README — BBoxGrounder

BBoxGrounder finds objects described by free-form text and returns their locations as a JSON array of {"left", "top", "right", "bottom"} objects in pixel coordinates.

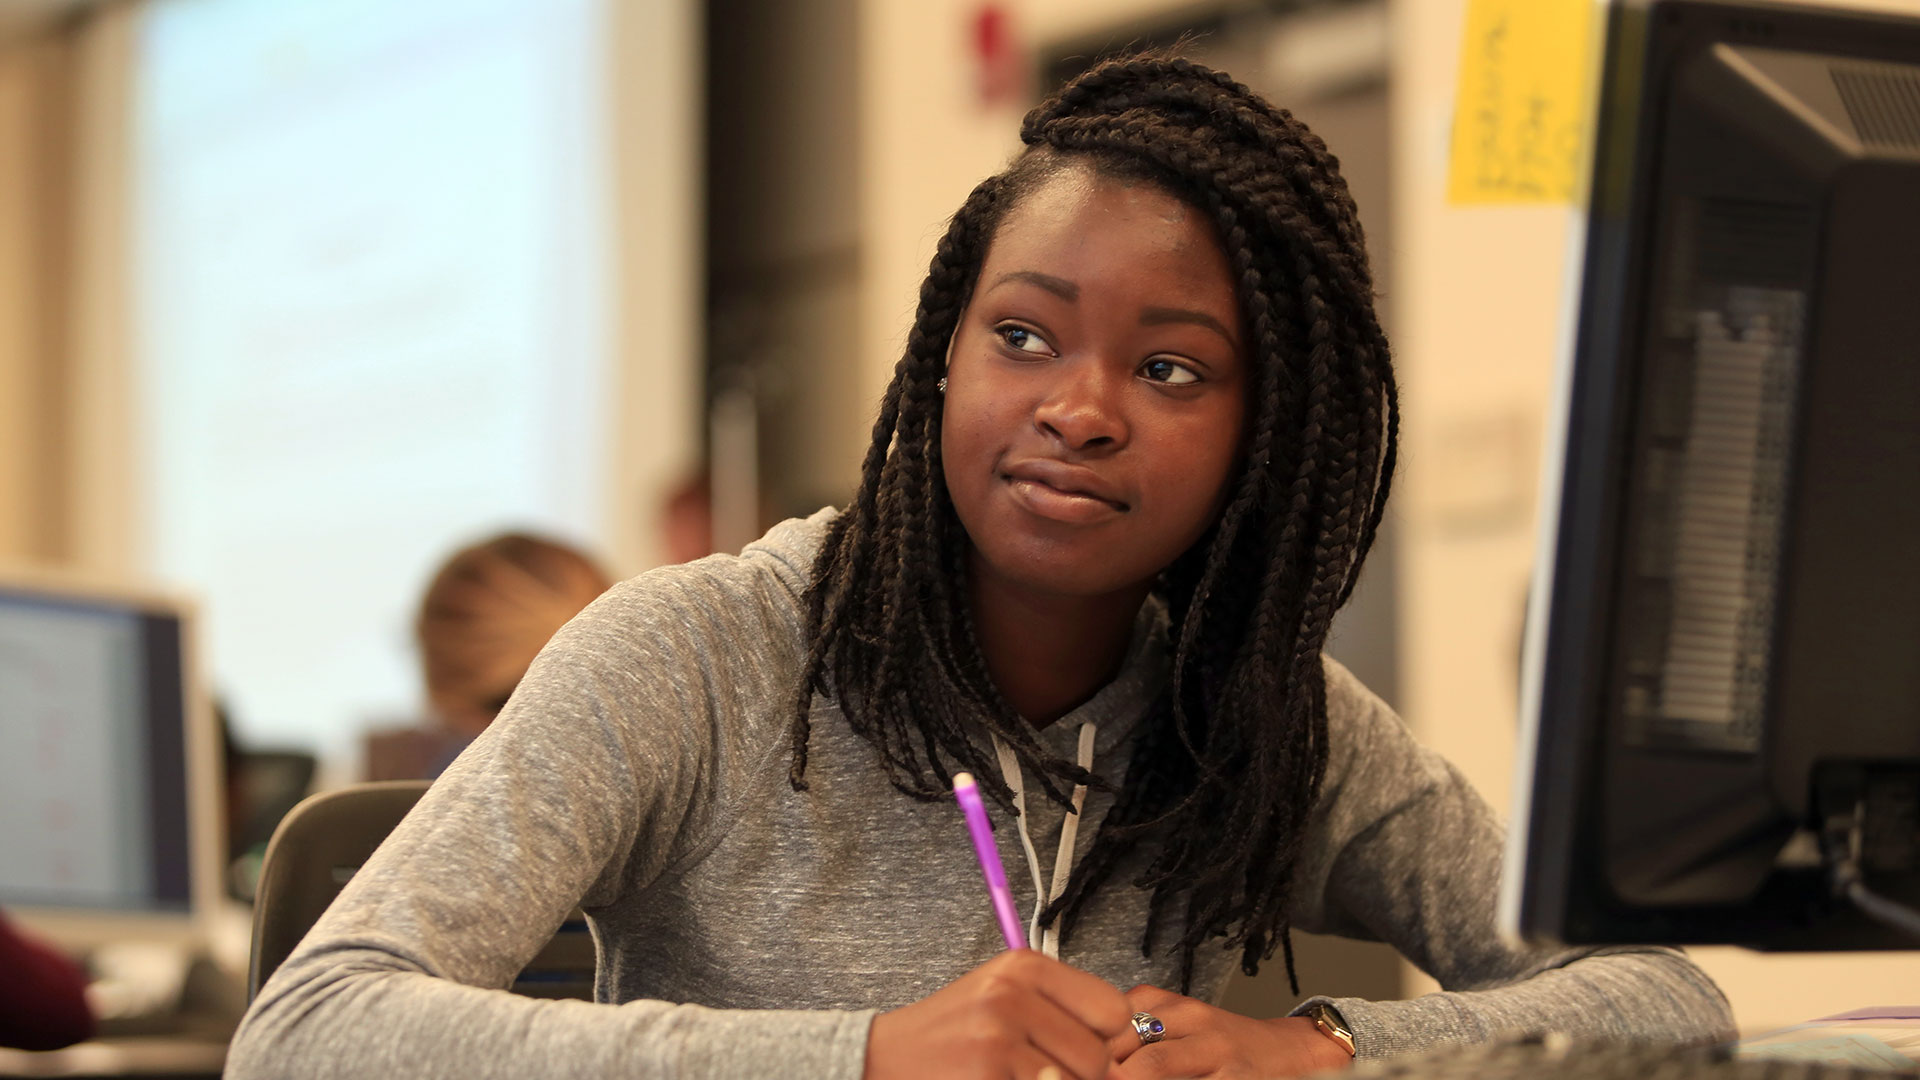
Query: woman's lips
[{"left": 1007, "top": 477, "right": 1124, "bottom": 523}]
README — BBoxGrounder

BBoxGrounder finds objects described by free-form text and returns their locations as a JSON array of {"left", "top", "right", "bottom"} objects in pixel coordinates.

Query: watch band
[{"left": 1305, "top": 1002, "right": 1357, "bottom": 1058}]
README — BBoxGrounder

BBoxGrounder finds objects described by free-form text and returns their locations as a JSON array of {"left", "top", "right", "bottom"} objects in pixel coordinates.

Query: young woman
[{"left": 227, "top": 56, "right": 1733, "bottom": 1080}]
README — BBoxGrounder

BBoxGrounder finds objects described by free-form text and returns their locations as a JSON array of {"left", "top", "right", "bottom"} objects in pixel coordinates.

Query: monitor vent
[
  {"left": 1621, "top": 288, "right": 1804, "bottom": 753},
  {"left": 1656, "top": 305, "right": 1792, "bottom": 741},
  {"left": 1833, "top": 62, "right": 1920, "bottom": 149}
]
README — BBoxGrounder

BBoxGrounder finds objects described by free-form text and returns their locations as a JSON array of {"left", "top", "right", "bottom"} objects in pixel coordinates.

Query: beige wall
[
  {"left": 858, "top": 0, "right": 1019, "bottom": 411},
  {"left": 1388, "top": 0, "right": 1920, "bottom": 1031},
  {"left": 606, "top": 0, "right": 704, "bottom": 573},
  {"left": 0, "top": 1, "right": 143, "bottom": 576},
  {"left": 61, "top": 0, "right": 136, "bottom": 575},
  {"left": 0, "top": 29, "right": 75, "bottom": 565}
]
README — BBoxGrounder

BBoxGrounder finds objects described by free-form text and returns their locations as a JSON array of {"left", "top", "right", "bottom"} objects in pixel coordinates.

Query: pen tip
[{"left": 953, "top": 772, "right": 976, "bottom": 790}]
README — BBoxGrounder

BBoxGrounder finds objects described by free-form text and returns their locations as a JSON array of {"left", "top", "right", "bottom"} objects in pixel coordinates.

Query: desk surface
[{"left": 0, "top": 1038, "right": 225, "bottom": 1079}]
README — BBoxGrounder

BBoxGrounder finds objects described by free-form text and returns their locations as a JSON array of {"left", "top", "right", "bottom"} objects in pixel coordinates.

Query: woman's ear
[{"left": 942, "top": 299, "right": 965, "bottom": 373}]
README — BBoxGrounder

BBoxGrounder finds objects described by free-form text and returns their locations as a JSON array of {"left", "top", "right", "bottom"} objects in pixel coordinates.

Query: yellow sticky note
[{"left": 1448, "top": 0, "right": 1602, "bottom": 205}]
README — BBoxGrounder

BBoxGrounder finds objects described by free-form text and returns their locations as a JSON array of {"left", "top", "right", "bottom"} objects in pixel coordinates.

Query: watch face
[{"left": 1310, "top": 1004, "right": 1356, "bottom": 1055}]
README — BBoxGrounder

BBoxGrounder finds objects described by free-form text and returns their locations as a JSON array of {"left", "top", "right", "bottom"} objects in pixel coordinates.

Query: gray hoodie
[{"left": 226, "top": 510, "right": 1733, "bottom": 1079}]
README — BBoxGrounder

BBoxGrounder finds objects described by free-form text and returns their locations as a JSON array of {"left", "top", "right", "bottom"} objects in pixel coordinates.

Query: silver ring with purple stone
[{"left": 1131, "top": 1011, "right": 1166, "bottom": 1045}]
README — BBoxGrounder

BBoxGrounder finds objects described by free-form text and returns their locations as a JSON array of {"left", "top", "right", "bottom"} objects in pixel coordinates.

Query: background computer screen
[
  {"left": 0, "top": 584, "right": 197, "bottom": 924},
  {"left": 1503, "top": 0, "right": 1920, "bottom": 950}
]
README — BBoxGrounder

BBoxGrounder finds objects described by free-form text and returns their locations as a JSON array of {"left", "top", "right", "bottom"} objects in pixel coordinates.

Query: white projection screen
[{"left": 130, "top": 0, "right": 661, "bottom": 760}]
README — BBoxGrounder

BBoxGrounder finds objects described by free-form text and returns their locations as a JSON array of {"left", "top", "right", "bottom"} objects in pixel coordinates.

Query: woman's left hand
[{"left": 1106, "top": 985, "right": 1354, "bottom": 1079}]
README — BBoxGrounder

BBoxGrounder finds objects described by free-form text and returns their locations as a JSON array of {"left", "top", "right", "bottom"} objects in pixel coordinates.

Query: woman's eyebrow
[
  {"left": 1140, "top": 306, "right": 1238, "bottom": 347},
  {"left": 987, "top": 270, "right": 1079, "bottom": 300}
]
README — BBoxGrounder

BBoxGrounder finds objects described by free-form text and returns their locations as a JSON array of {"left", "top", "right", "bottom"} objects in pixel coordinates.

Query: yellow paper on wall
[{"left": 1448, "top": 0, "right": 1602, "bottom": 205}]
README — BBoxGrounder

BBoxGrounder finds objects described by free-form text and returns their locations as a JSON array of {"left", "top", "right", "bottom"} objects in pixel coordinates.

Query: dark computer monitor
[
  {"left": 1503, "top": 0, "right": 1920, "bottom": 950},
  {"left": 0, "top": 570, "right": 223, "bottom": 950}
]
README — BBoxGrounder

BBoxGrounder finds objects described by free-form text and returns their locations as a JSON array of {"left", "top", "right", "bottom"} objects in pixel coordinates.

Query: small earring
[{"left": 936, "top": 377, "right": 948, "bottom": 393}]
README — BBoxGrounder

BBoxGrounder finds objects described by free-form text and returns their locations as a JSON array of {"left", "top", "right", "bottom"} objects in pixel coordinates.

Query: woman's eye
[
  {"left": 997, "top": 325, "right": 1052, "bottom": 355},
  {"left": 1142, "top": 358, "right": 1200, "bottom": 386}
]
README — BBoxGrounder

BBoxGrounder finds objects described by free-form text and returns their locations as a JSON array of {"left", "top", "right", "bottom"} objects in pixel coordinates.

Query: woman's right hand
[{"left": 863, "top": 948, "right": 1134, "bottom": 1080}]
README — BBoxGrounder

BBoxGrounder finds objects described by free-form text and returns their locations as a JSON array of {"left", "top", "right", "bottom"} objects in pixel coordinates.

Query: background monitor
[
  {"left": 0, "top": 570, "right": 222, "bottom": 952},
  {"left": 1503, "top": 0, "right": 1920, "bottom": 949}
]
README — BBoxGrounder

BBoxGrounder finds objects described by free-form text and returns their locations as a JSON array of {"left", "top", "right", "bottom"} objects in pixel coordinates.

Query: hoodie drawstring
[{"left": 989, "top": 722, "right": 1097, "bottom": 958}]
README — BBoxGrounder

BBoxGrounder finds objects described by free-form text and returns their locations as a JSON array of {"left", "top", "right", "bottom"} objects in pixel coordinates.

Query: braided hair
[{"left": 788, "top": 54, "right": 1398, "bottom": 993}]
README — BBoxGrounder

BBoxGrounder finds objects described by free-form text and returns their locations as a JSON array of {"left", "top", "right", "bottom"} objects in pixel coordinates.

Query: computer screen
[
  {"left": 0, "top": 573, "right": 221, "bottom": 949},
  {"left": 1503, "top": 0, "right": 1920, "bottom": 949}
]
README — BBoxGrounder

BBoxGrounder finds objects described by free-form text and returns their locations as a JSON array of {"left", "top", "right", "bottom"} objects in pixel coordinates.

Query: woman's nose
[{"left": 1033, "top": 361, "right": 1128, "bottom": 451}]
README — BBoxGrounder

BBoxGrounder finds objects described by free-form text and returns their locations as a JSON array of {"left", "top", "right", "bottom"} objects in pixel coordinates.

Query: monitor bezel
[{"left": 0, "top": 565, "right": 223, "bottom": 952}]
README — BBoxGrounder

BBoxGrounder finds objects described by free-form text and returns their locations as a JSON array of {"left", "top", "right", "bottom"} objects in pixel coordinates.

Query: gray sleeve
[
  {"left": 223, "top": 543, "right": 876, "bottom": 1080},
  {"left": 1283, "top": 659, "right": 1736, "bottom": 1060}
]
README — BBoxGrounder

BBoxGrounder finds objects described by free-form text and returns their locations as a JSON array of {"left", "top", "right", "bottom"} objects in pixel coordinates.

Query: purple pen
[{"left": 951, "top": 772, "right": 1027, "bottom": 950}]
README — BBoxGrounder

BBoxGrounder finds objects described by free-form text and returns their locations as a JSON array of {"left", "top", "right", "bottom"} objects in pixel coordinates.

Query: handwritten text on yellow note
[{"left": 1448, "top": 0, "right": 1601, "bottom": 206}]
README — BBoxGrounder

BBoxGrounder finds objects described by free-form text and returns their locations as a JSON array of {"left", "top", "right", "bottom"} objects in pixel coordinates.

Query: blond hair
[{"left": 417, "top": 533, "right": 611, "bottom": 734}]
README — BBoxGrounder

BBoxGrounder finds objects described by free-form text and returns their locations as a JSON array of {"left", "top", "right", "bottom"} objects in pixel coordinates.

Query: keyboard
[{"left": 1327, "top": 1034, "right": 1919, "bottom": 1079}]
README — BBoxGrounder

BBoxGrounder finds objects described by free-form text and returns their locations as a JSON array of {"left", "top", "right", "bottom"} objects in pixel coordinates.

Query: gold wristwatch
[{"left": 1304, "top": 1002, "right": 1356, "bottom": 1058}]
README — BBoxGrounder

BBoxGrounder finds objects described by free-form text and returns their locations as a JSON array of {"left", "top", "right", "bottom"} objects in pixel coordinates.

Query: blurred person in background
[
  {"left": 364, "top": 533, "right": 612, "bottom": 781},
  {"left": 660, "top": 467, "right": 717, "bottom": 565},
  {"left": 0, "top": 910, "right": 94, "bottom": 1051}
]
